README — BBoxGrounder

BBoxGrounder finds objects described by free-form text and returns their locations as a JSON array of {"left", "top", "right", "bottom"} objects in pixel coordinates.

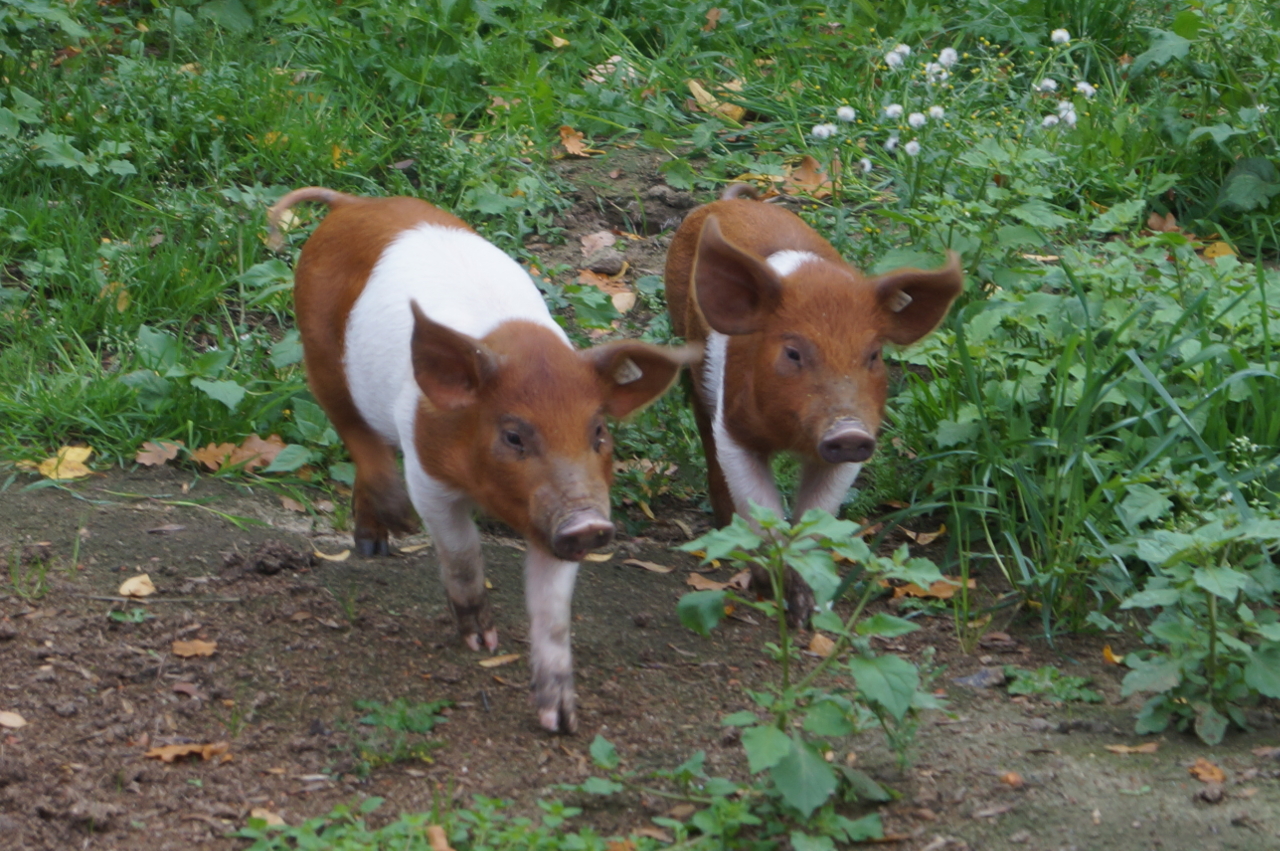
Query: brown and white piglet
[
  {"left": 269, "top": 187, "right": 698, "bottom": 733},
  {"left": 665, "top": 186, "right": 963, "bottom": 621}
]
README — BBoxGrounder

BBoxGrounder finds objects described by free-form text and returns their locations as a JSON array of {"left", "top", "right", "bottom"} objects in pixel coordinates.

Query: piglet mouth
[
  {"left": 818, "top": 418, "right": 877, "bottom": 464},
  {"left": 550, "top": 509, "right": 615, "bottom": 562}
]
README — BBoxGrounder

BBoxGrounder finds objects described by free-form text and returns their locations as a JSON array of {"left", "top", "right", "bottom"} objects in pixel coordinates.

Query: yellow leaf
[
  {"left": 638, "top": 500, "right": 655, "bottom": 520},
  {"left": 583, "top": 552, "right": 612, "bottom": 562},
  {"left": 1104, "top": 742, "right": 1159, "bottom": 755},
  {"left": 1189, "top": 757, "right": 1226, "bottom": 783},
  {"left": 1102, "top": 644, "right": 1123, "bottom": 665},
  {"left": 901, "top": 524, "right": 946, "bottom": 546},
  {"left": 686, "top": 574, "right": 728, "bottom": 591},
  {"left": 313, "top": 548, "right": 351, "bottom": 562},
  {"left": 172, "top": 639, "right": 217, "bottom": 658},
  {"left": 550, "top": 35, "right": 569, "bottom": 48},
  {"left": 399, "top": 543, "right": 431, "bottom": 554},
  {"left": 1203, "top": 241, "right": 1235, "bottom": 259},
  {"left": 37, "top": 445, "right": 93, "bottom": 480},
  {"left": 624, "top": 559, "right": 674, "bottom": 574},
  {"left": 118, "top": 574, "right": 156, "bottom": 598},
  {"left": 808, "top": 634, "right": 836, "bottom": 657},
  {"left": 250, "top": 808, "right": 286, "bottom": 827},
  {"left": 479, "top": 653, "right": 521, "bottom": 668},
  {"left": 686, "top": 79, "right": 745, "bottom": 123}
]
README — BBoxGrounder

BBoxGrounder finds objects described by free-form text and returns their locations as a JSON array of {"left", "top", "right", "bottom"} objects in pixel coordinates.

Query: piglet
[
  {"left": 665, "top": 185, "right": 963, "bottom": 622},
  {"left": 269, "top": 187, "right": 697, "bottom": 732}
]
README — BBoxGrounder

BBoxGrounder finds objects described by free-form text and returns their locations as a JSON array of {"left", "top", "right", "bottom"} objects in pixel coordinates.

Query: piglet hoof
[
  {"left": 450, "top": 597, "right": 496, "bottom": 652},
  {"left": 533, "top": 674, "right": 578, "bottom": 734},
  {"left": 748, "top": 563, "right": 816, "bottom": 630},
  {"left": 354, "top": 535, "right": 391, "bottom": 557}
]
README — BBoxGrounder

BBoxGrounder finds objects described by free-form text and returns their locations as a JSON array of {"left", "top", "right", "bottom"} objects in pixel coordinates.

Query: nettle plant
[
  {"left": 676, "top": 507, "right": 947, "bottom": 816},
  {"left": 1117, "top": 511, "right": 1280, "bottom": 745}
]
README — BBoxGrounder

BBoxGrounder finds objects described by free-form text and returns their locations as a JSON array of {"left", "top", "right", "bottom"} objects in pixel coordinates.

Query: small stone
[
  {"left": 632, "top": 612, "right": 654, "bottom": 628},
  {"left": 1196, "top": 783, "right": 1225, "bottom": 804},
  {"left": 586, "top": 249, "right": 626, "bottom": 276},
  {"left": 953, "top": 667, "right": 1006, "bottom": 689},
  {"left": 51, "top": 701, "right": 79, "bottom": 717}
]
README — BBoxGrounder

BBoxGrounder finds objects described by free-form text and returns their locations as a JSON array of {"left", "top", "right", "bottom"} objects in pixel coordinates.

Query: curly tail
[{"left": 265, "top": 187, "right": 358, "bottom": 251}]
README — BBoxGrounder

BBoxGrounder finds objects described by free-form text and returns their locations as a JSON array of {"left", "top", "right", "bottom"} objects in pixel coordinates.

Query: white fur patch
[
  {"left": 766, "top": 250, "right": 822, "bottom": 278},
  {"left": 343, "top": 222, "right": 571, "bottom": 446}
]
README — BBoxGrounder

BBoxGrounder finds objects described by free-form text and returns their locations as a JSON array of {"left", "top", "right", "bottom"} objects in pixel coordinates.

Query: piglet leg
[
  {"left": 525, "top": 546, "right": 580, "bottom": 734},
  {"left": 413, "top": 478, "right": 497, "bottom": 652}
]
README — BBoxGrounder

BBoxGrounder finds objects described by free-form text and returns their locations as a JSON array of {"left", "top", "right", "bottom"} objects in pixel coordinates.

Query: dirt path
[{"left": 2, "top": 469, "right": 1279, "bottom": 851}]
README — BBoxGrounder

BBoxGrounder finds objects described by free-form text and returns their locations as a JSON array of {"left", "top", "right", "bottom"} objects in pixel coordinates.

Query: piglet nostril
[
  {"left": 551, "top": 511, "right": 615, "bottom": 562},
  {"left": 818, "top": 423, "right": 876, "bottom": 464}
]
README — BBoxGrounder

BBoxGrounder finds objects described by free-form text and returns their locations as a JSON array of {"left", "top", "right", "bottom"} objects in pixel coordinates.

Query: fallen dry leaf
[
  {"left": 550, "top": 35, "right": 569, "bottom": 49},
  {"left": 0, "top": 711, "right": 27, "bottom": 729},
  {"left": 902, "top": 524, "right": 947, "bottom": 546},
  {"left": 479, "top": 653, "right": 521, "bottom": 668},
  {"left": 880, "top": 576, "right": 974, "bottom": 600},
  {"left": 171, "top": 639, "right": 217, "bottom": 658},
  {"left": 173, "top": 682, "right": 209, "bottom": 700},
  {"left": 1202, "top": 241, "right": 1235, "bottom": 259},
  {"left": 250, "top": 808, "right": 285, "bottom": 827},
  {"left": 560, "top": 125, "right": 601, "bottom": 157},
  {"left": 280, "top": 496, "right": 305, "bottom": 512},
  {"left": 144, "top": 741, "right": 229, "bottom": 762},
  {"left": 583, "top": 552, "right": 612, "bottom": 563},
  {"left": 783, "top": 154, "right": 838, "bottom": 199},
  {"left": 808, "top": 633, "right": 836, "bottom": 657},
  {"left": 1147, "top": 211, "right": 1179, "bottom": 233},
  {"left": 635, "top": 826, "right": 673, "bottom": 843},
  {"left": 118, "top": 574, "right": 156, "bottom": 598},
  {"left": 1104, "top": 742, "right": 1159, "bottom": 755},
  {"left": 1252, "top": 746, "right": 1280, "bottom": 759},
  {"left": 427, "top": 824, "right": 455, "bottom": 851},
  {"left": 687, "top": 574, "right": 728, "bottom": 591},
  {"left": 686, "top": 79, "right": 745, "bottom": 122},
  {"left": 230, "top": 433, "right": 286, "bottom": 472},
  {"left": 313, "top": 548, "right": 351, "bottom": 562},
  {"left": 37, "top": 446, "right": 93, "bottom": 480},
  {"left": 999, "top": 771, "right": 1024, "bottom": 788},
  {"left": 135, "top": 440, "right": 182, "bottom": 467},
  {"left": 703, "top": 7, "right": 721, "bottom": 31},
  {"left": 399, "top": 543, "right": 431, "bottom": 554},
  {"left": 1190, "top": 757, "right": 1226, "bottom": 783},
  {"left": 606, "top": 840, "right": 637, "bottom": 851},
  {"left": 1102, "top": 644, "right": 1124, "bottom": 665},
  {"left": 191, "top": 442, "right": 237, "bottom": 471},
  {"left": 624, "top": 559, "right": 674, "bottom": 574},
  {"left": 146, "top": 524, "right": 186, "bottom": 535},
  {"left": 580, "top": 230, "right": 617, "bottom": 257}
]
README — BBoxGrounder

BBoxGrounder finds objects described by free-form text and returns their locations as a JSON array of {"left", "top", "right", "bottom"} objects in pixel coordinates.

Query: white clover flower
[
  {"left": 904, "top": 140, "right": 921, "bottom": 156},
  {"left": 836, "top": 105, "right": 856, "bottom": 122},
  {"left": 1041, "top": 114, "right": 1060, "bottom": 128},
  {"left": 1056, "top": 100, "right": 1074, "bottom": 117},
  {"left": 811, "top": 123, "right": 838, "bottom": 140},
  {"left": 1074, "top": 81, "right": 1096, "bottom": 99},
  {"left": 925, "top": 62, "right": 949, "bottom": 83},
  {"left": 928, "top": 105, "right": 945, "bottom": 119},
  {"left": 884, "top": 103, "right": 904, "bottom": 119},
  {"left": 860, "top": 157, "right": 873, "bottom": 173},
  {"left": 908, "top": 112, "right": 927, "bottom": 128},
  {"left": 893, "top": 44, "right": 911, "bottom": 56},
  {"left": 938, "top": 47, "right": 958, "bottom": 68},
  {"left": 1035, "top": 78, "right": 1058, "bottom": 92},
  {"left": 1061, "top": 108, "right": 1077, "bottom": 127},
  {"left": 1051, "top": 28, "right": 1071, "bottom": 45},
  {"left": 885, "top": 51, "right": 904, "bottom": 69},
  {"left": 885, "top": 134, "right": 899, "bottom": 152}
]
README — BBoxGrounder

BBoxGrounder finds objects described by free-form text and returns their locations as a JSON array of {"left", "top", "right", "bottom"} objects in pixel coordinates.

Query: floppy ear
[
  {"left": 409, "top": 300, "right": 497, "bottom": 410},
  {"left": 582, "top": 342, "right": 702, "bottom": 419},
  {"left": 692, "top": 215, "right": 784, "bottom": 335},
  {"left": 876, "top": 251, "right": 964, "bottom": 345}
]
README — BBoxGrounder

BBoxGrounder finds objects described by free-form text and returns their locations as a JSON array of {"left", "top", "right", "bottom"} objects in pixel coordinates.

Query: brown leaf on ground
[
  {"left": 144, "top": 741, "right": 229, "bottom": 762},
  {"left": 686, "top": 79, "right": 745, "bottom": 122},
  {"left": 560, "top": 125, "right": 602, "bottom": 157},
  {"left": 686, "top": 574, "right": 728, "bottom": 591},
  {"left": 118, "top": 574, "right": 156, "bottom": 597},
  {"left": 37, "top": 446, "right": 93, "bottom": 480},
  {"left": 250, "top": 808, "right": 285, "bottom": 826},
  {"left": 191, "top": 442, "right": 236, "bottom": 471},
  {"left": 635, "top": 827, "right": 672, "bottom": 843},
  {"left": 229, "top": 433, "right": 286, "bottom": 472},
  {"left": 702, "top": 8, "right": 721, "bottom": 31},
  {"left": 1190, "top": 757, "right": 1226, "bottom": 783},
  {"left": 902, "top": 524, "right": 947, "bottom": 546},
  {"left": 999, "top": 771, "right": 1024, "bottom": 788},
  {"left": 580, "top": 230, "right": 617, "bottom": 257},
  {"left": 172, "top": 639, "right": 217, "bottom": 658},
  {"left": 808, "top": 633, "right": 836, "bottom": 657},
  {"left": 880, "top": 576, "right": 974, "bottom": 600},
  {"left": 135, "top": 439, "right": 182, "bottom": 467},
  {"left": 1252, "top": 745, "right": 1280, "bottom": 759},
  {"left": 312, "top": 548, "right": 350, "bottom": 562},
  {"left": 1202, "top": 241, "right": 1235, "bottom": 260},
  {"left": 1147, "top": 211, "right": 1179, "bottom": 233},
  {"left": 427, "top": 824, "right": 455, "bottom": 851},
  {"left": 577, "top": 269, "right": 636, "bottom": 314},
  {"left": 280, "top": 496, "right": 305, "bottom": 512},
  {"left": 624, "top": 559, "right": 674, "bottom": 574},
  {"left": 783, "top": 155, "right": 839, "bottom": 199},
  {"left": 173, "top": 682, "right": 209, "bottom": 700},
  {"left": 146, "top": 524, "right": 186, "bottom": 535},
  {"left": 1104, "top": 742, "right": 1159, "bottom": 755}
]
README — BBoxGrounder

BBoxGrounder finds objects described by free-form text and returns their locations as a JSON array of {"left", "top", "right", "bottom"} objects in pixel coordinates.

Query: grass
[{"left": 2, "top": 0, "right": 1280, "bottom": 840}]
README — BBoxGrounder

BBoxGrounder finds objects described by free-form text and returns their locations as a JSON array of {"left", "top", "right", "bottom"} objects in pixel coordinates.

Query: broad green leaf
[
  {"left": 104, "top": 159, "right": 137, "bottom": 176},
  {"left": 934, "top": 418, "right": 980, "bottom": 447},
  {"left": 1171, "top": 10, "right": 1204, "bottom": 40},
  {"left": 1218, "top": 157, "right": 1280, "bottom": 212},
  {"left": 1133, "top": 530, "right": 1197, "bottom": 568},
  {"left": 1127, "top": 29, "right": 1191, "bottom": 78},
  {"left": 192, "top": 378, "right": 246, "bottom": 412},
  {"left": 1194, "top": 704, "right": 1227, "bottom": 746},
  {"left": 769, "top": 737, "right": 837, "bottom": 818},
  {"left": 1010, "top": 199, "right": 1071, "bottom": 230},
  {"left": 1193, "top": 566, "right": 1250, "bottom": 600},
  {"left": 802, "top": 700, "right": 854, "bottom": 737},
  {"left": 119, "top": 370, "right": 172, "bottom": 411},
  {"left": 835, "top": 812, "right": 884, "bottom": 840},
  {"left": 881, "top": 557, "right": 944, "bottom": 590},
  {"left": 741, "top": 724, "right": 792, "bottom": 773},
  {"left": 270, "top": 331, "right": 304, "bottom": 369},
  {"left": 9, "top": 87, "right": 42, "bottom": 119},
  {"left": 1121, "top": 656, "right": 1182, "bottom": 696},
  {"left": 789, "top": 832, "right": 834, "bottom": 851},
  {"left": 659, "top": 157, "right": 698, "bottom": 190},
  {"left": 581, "top": 776, "right": 623, "bottom": 795},
  {"left": 292, "top": 397, "right": 335, "bottom": 445},
  {"left": 136, "top": 325, "right": 180, "bottom": 371},
  {"left": 328, "top": 462, "right": 356, "bottom": 486},
  {"left": 677, "top": 590, "right": 726, "bottom": 637},
  {"left": 1244, "top": 646, "right": 1280, "bottom": 699},
  {"left": 263, "top": 444, "right": 313, "bottom": 473},
  {"left": 34, "top": 132, "right": 93, "bottom": 173},
  {"left": 0, "top": 108, "right": 18, "bottom": 139},
  {"left": 589, "top": 734, "right": 619, "bottom": 769},
  {"left": 191, "top": 348, "right": 233, "bottom": 378},
  {"left": 720, "top": 710, "right": 759, "bottom": 727},
  {"left": 359, "top": 796, "right": 384, "bottom": 814},
  {"left": 786, "top": 548, "right": 840, "bottom": 607},
  {"left": 1187, "top": 124, "right": 1246, "bottom": 147},
  {"left": 847, "top": 654, "right": 919, "bottom": 720},
  {"left": 199, "top": 0, "right": 254, "bottom": 31},
  {"left": 1134, "top": 695, "right": 1174, "bottom": 734},
  {"left": 794, "top": 509, "right": 858, "bottom": 542},
  {"left": 680, "top": 515, "right": 760, "bottom": 561},
  {"left": 856, "top": 612, "right": 920, "bottom": 638},
  {"left": 1116, "top": 484, "right": 1173, "bottom": 530},
  {"left": 1088, "top": 199, "right": 1146, "bottom": 233}
]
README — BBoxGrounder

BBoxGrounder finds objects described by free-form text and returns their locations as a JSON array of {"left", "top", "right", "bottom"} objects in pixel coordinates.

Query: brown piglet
[
  {"left": 269, "top": 187, "right": 698, "bottom": 733},
  {"left": 665, "top": 186, "right": 963, "bottom": 621}
]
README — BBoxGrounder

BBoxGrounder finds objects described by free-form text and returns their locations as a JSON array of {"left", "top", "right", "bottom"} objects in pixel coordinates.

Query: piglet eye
[
  {"left": 504, "top": 430, "right": 524, "bottom": 451},
  {"left": 593, "top": 423, "right": 608, "bottom": 452},
  {"left": 869, "top": 349, "right": 881, "bottom": 364},
  {"left": 784, "top": 346, "right": 803, "bottom": 365}
]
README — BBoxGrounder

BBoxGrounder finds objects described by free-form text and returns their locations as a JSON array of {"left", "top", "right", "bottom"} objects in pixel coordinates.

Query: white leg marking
[
  {"left": 794, "top": 461, "right": 863, "bottom": 520},
  {"left": 525, "top": 546, "right": 579, "bottom": 731}
]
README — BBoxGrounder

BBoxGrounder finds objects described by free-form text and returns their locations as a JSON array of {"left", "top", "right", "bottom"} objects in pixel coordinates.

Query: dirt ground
[{"left": 3, "top": 153, "right": 1280, "bottom": 851}]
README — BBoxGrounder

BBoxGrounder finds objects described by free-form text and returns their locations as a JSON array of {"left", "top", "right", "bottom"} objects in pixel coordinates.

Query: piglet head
[
  {"left": 409, "top": 302, "right": 697, "bottom": 560},
  {"left": 693, "top": 215, "right": 963, "bottom": 464}
]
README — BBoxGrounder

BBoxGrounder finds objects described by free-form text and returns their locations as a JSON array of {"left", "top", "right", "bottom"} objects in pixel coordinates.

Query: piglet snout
[
  {"left": 551, "top": 510, "right": 614, "bottom": 562},
  {"left": 818, "top": 419, "right": 877, "bottom": 464}
]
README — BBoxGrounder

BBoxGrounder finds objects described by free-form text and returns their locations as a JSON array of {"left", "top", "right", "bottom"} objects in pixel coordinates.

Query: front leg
[
  {"left": 408, "top": 470, "right": 497, "bottom": 652},
  {"left": 711, "top": 424, "right": 785, "bottom": 524},
  {"left": 525, "top": 546, "right": 580, "bottom": 734},
  {"left": 793, "top": 460, "right": 863, "bottom": 520}
]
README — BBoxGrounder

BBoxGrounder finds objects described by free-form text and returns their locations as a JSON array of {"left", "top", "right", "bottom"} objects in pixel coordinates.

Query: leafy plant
[{"left": 1003, "top": 665, "right": 1103, "bottom": 703}]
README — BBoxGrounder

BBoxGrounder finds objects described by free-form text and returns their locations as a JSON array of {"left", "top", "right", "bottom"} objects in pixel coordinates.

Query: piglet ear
[
  {"left": 693, "top": 215, "right": 784, "bottom": 335},
  {"left": 583, "top": 342, "right": 702, "bottom": 419},
  {"left": 875, "top": 251, "right": 964, "bottom": 345},
  {"left": 409, "top": 301, "right": 497, "bottom": 411}
]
